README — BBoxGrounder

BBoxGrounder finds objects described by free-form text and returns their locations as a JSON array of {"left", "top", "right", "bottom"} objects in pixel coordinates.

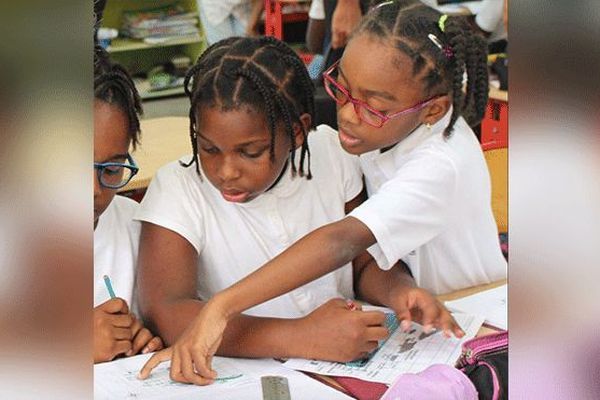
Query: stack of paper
[
  {"left": 94, "top": 353, "right": 353, "bottom": 400},
  {"left": 121, "top": 4, "right": 200, "bottom": 42},
  {"left": 445, "top": 284, "right": 507, "bottom": 330}
]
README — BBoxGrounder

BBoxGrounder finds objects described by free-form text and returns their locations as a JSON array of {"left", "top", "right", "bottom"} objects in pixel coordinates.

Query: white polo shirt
[
  {"left": 475, "top": 0, "right": 507, "bottom": 43},
  {"left": 136, "top": 125, "right": 361, "bottom": 318},
  {"left": 309, "top": 0, "right": 325, "bottom": 20},
  {"left": 94, "top": 195, "right": 141, "bottom": 312},
  {"left": 199, "top": 0, "right": 252, "bottom": 26},
  {"left": 350, "top": 110, "right": 507, "bottom": 295}
]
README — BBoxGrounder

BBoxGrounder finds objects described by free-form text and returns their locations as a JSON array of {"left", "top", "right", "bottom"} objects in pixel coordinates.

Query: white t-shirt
[
  {"left": 199, "top": 0, "right": 252, "bottom": 26},
  {"left": 94, "top": 195, "right": 141, "bottom": 312},
  {"left": 136, "top": 125, "right": 361, "bottom": 318},
  {"left": 475, "top": 0, "right": 507, "bottom": 43},
  {"left": 309, "top": 0, "right": 325, "bottom": 20},
  {"left": 350, "top": 110, "right": 507, "bottom": 295}
]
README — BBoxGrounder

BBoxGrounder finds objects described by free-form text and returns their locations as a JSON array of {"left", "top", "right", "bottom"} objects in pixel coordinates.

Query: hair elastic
[{"left": 438, "top": 14, "right": 448, "bottom": 32}]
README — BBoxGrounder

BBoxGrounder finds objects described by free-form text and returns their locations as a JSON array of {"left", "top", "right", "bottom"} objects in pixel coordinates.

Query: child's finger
[
  {"left": 362, "top": 340, "right": 380, "bottom": 353},
  {"left": 113, "top": 339, "right": 133, "bottom": 358},
  {"left": 439, "top": 313, "right": 465, "bottom": 338},
  {"left": 169, "top": 348, "right": 184, "bottom": 383},
  {"left": 142, "top": 336, "right": 164, "bottom": 354},
  {"left": 130, "top": 327, "right": 153, "bottom": 356},
  {"left": 100, "top": 297, "right": 129, "bottom": 314},
  {"left": 138, "top": 348, "right": 173, "bottom": 380},
  {"left": 365, "top": 326, "right": 390, "bottom": 342},
  {"left": 359, "top": 310, "right": 386, "bottom": 326},
  {"left": 110, "top": 313, "right": 134, "bottom": 328},
  {"left": 416, "top": 299, "right": 442, "bottom": 330},
  {"left": 453, "top": 325, "right": 466, "bottom": 338},
  {"left": 182, "top": 350, "right": 213, "bottom": 386},
  {"left": 392, "top": 303, "right": 413, "bottom": 332},
  {"left": 190, "top": 349, "right": 217, "bottom": 381},
  {"left": 129, "top": 316, "right": 143, "bottom": 337},
  {"left": 112, "top": 327, "right": 133, "bottom": 341}
]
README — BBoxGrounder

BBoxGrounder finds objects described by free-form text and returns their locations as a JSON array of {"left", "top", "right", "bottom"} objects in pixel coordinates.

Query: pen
[{"left": 103, "top": 275, "right": 116, "bottom": 299}]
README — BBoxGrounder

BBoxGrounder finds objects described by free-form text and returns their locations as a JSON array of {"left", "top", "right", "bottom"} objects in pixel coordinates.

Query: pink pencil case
[{"left": 456, "top": 330, "right": 508, "bottom": 400}]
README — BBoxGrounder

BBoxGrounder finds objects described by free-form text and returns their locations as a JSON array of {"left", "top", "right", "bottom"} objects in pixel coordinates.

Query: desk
[{"left": 120, "top": 117, "right": 191, "bottom": 193}]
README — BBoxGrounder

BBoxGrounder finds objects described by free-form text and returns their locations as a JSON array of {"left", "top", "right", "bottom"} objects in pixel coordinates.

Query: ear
[
  {"left": 420, "top": 95, "right": 451, "bottom": 126},
  {"left": 291, "top": 113, "right": 312, "bottom": 150}
]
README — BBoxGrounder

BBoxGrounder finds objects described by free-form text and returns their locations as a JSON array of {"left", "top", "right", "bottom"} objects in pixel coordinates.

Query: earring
[{"left": 426, "top": 123, "right": 432, "bottom": 130}]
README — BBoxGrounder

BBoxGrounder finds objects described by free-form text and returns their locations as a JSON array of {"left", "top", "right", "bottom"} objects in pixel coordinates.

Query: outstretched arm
[
  {"left": 137, "top": 221, "right": 384, "bottom": 363},
  {"left": 213, "top": 215, "right": 375, "bottom": 319}
]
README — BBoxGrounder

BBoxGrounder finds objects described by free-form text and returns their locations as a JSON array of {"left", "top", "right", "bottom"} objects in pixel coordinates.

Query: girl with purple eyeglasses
[{"left": 140, "top": 0, "right": 506, "bottom": 384}]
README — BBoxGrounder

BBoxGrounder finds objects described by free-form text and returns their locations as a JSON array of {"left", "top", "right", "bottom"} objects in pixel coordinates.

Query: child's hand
[
  {"left": 389, "top": 287, "right": 465, "bottom": 338},
  {"left": 93, "top": 298, "right": 134, "bottom": 363},
  {"left": 127, "top": 316, "right": 164, "bottom": 356},
  {"left": 300, "top": 298, "right": 389, "bottom": 362},
  {"left": 138, "top": 299, "right": 228, "bottom": 385}
]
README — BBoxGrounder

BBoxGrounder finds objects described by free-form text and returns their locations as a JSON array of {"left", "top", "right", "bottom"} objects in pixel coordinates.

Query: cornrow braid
[
  {"left": 181, "top": 36, "right": 315, "bottom": 179},
  {"left": 94, "top": 45, "right": 143, "bottom": 148},
  {"left": 362, "top": 0, "right": 489, "bottom": 137}
]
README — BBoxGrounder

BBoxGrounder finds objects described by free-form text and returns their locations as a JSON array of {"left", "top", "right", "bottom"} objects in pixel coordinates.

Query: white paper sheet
[
  {"left": 283, "top": 313, "right": 484, "bottom": 385},
  {"left": 94, "top": 353, "right": 353, "bottom": 400},
  {"left": 445, "top": 284, "right": 507, "bottom": 330}
]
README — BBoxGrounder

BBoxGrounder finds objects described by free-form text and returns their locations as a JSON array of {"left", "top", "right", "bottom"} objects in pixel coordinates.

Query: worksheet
[
  {"left": 283, "top": 313, "right": 484, "bottom": 385},
  {"left": 95, "top": 353, "right": 353, "bottom": 400},
  {"left": 445, "top": 284, "right": 507, "bottom": 330}
]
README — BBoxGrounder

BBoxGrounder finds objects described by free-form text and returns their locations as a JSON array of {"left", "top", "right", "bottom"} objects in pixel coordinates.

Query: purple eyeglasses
[{"left": 323, "top": 60, "right": 441, "bottom": 128}]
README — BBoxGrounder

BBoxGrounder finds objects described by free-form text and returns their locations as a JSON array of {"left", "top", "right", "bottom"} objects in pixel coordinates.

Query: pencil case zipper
[{"left": 456, "top": 331, "right": 508, "bottom": 366}]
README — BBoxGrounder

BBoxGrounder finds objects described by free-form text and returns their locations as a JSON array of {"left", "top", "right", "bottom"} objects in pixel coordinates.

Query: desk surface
[{"left": 121, "top": 117, "right": 191, "bottom": 192}]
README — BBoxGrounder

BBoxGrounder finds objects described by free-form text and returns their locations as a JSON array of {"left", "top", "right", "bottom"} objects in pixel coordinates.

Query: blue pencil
[{"left": 103, "top": 275, "right": 116, "bottom": 299}]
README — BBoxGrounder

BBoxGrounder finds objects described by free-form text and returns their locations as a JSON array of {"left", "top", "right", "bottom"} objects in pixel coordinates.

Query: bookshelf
[{"left": 101, "top": 0, "right": 206, "bottom": 100}]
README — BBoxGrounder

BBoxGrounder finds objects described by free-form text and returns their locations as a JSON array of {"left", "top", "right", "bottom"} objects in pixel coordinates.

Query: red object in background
[
  {"left": 481, "top": 99, "right": 508, "bottom": 151},
  {"left": 264, "top": 1, "right": 313, "bottom": 66},
  {"left": 265, "top": 0, "right": 284, "bottom": 39}
]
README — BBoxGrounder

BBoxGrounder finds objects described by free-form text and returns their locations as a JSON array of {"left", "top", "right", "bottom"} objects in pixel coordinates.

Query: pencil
[{"left": 103, "top": 275, "right": 116, "bottom": 299}]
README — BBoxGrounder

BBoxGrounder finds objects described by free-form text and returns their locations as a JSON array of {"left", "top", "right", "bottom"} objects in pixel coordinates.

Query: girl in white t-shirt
[
  {"left": 140, "top": 1, "right": 508, "bottom": 383},
  {"left": 136, "top": 35, "right": 461, "bottom": 384},
  {"left": 93, "top": 46, "right": 163, "bottom": 363}
]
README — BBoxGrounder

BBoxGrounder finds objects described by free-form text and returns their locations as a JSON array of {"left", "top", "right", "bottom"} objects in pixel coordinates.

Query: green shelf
[
  {"left": 102, "top": 0, "right": 206, "bottom": 101},
  {"left": 140, "top": 86, "right": 186, "bottom": 100},
  {"left": 108, "top": 35, "right": 203, "bottom": 53}
]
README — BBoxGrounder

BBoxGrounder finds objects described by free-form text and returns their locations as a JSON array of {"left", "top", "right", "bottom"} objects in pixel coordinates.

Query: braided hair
[
  {"left": 94, "top": 45, "right": 142, "bottom": 148},
  {"left": 181, "top": 36, "right": 315, "bottom": 179},
  {"left": 360, "top": 0, "right": 488, "bottom": 137}
]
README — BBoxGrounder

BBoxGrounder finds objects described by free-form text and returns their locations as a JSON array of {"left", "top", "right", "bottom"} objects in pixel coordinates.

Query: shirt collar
[{"left": 361, "top": 107, "right": 453, "bottom": 162}]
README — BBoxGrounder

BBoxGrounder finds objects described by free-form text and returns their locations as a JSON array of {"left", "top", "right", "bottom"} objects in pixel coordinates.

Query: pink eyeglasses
[{"left": 323, "top": 60, "right": 441, "bottom": 128}]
